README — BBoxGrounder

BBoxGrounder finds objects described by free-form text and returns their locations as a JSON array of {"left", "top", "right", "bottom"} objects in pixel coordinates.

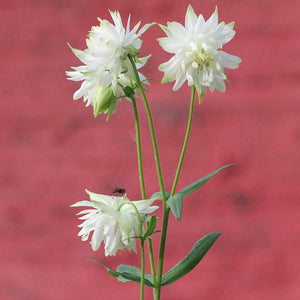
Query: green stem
[
  {"left": 117, "top": 200, "right": 145, "bottom": 299},
  {"left": 128, "top": 55, "right": 167, "bottom": 204},
  {"left": 140, "top": 240, "right": 145, "bottom": 300},
  {"left": 130, "top": 96, "right": 146, "bottom": 200},
  {"left": 154, "top": 206, "right": 170, "bottom": 300},
  {"left": 131, "top": 95, "right": 156, "bottom": 289},
  {"left": 156, "top": 86, "right": 196, "bottom": 300},
  {"left": 170, "top": 86, "right": 196, "bottom": 195},
  {"left": 128, "top": 54, "right": 168, "bottom": 299},
  {"left": 146, "top": 223, "right": 157, "bottom": 287}
]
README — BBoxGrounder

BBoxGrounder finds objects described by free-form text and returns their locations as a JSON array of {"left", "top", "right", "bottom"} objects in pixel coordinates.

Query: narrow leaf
[
  {"left": 89, "top": 260, "right": 154, "bottom": 287},
  {"left": 178, "top": 164, "right": 233, "bottom": 197},
  {"left": 87, "top": 259, "right": 120, "bottom": 277},
  {"left": 116, "top": 264, "right": 154, "bottom": 287},
  {"left": 151, "top": 191, "right": 171, "bottom": 201},
  {"left": 167, "top": 193, "right": 183, "bottom": 221},
  {"left": 161, "top": 232, "right": 221, "bottom": 286}
]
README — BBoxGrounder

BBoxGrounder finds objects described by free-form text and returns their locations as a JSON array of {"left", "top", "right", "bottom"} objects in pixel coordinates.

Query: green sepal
[
  {"left": 116, "top": 264, "right": 154, "bottom": 287},
  {"left": 140, "top": 214, "right": 147, "bottom": 225},
  {"left": 144, "top": 215, "right": 157, "bottom": 238},
  {"left": 88, "top": 260, "right": 154, "bottom": 287},
  {"left": 123, "top": 86, "right": 135, "bottom": 98},
  {"left": 198, "top": 89, "right": 206, "bottom": 104},
  {"left": 161, "top": 232, "right": 221, "bottom": 286},
  {"left": 167, "top": 164, "right": 233, "bottom": 221}
]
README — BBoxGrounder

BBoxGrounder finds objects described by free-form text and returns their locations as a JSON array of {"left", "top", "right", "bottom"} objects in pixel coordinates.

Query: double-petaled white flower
[
  {"left": 66, "top": 10, "right": 154, "bottom": 119},
  {"left": 158, "top": 5, "right": 241, "bottom": 101},
  {"left": 71, "top": 190, "right": 159, "bottom": 256}
]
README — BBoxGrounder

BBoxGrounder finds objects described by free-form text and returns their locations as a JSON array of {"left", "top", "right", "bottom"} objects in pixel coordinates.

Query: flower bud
[{"left": 93, "top": 86, "right": 116, "bottom": 118}]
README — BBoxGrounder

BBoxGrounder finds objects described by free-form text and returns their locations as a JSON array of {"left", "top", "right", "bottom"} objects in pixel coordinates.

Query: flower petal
[{"left": 185, "top": 5, "right": 197, "bottom": 31}]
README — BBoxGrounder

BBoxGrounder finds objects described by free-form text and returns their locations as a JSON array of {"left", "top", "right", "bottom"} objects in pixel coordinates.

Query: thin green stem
[
  {"left": 131, "top": 95, "right": 157, "bottom": 289},
  {"left": 170, "top": 86, "right": 196, "bottom": 196},
  {"left": 154, "top": 206, "right": 169, "bottom": 300},
  {"left": 117, "top": 200, "right": 145, "bottom": 299},
  {"left": 140, "top": 240, "right": 145, "bottom": 300},
  {"left": 155, "top": 86, "right": 196, "bottom": 299},
  {"left": 130, "top": 96, "right": 146, "bottom": 200},
  {"left": 128, "top": 55, "right": 167, "bottom": 204},
  {"left": 146, "top": 223, "right": 157, "bottom": 286},
  {"left": 128, "top": 54, "right": 168, "bottom": 300},
  {"left": 155, "top": 86, "right": 196, "bottom": 300}
]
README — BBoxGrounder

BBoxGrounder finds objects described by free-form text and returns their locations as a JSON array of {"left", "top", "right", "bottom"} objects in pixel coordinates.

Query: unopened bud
[{"left": 93, "top": 86, "right": 115, "bottom": 118}]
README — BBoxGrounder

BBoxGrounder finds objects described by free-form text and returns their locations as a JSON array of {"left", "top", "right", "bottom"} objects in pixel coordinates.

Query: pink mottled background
[{"left": 1, "top": 0, "right": 299, "bottom": 299}]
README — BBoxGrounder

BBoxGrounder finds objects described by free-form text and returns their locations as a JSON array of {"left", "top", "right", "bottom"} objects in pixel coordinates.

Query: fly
[{"left": 112, "top": 187, "right": 126, "bottom": 195}]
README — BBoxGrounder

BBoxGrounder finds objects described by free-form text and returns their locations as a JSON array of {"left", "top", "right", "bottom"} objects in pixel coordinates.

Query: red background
[{"left": 1, "top": 0, "right": 299, "bottom": 299}]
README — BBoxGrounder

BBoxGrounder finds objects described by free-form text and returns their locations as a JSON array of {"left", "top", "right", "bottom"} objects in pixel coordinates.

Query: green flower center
[{"left": 192, "top": 49, "right": 215, "bottom": 71}]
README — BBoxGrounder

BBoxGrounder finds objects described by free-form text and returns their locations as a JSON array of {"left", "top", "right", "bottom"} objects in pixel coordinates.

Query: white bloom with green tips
[
  {"left": 71, "top": 190, "right": 158, "bottom": 256},
  {"left": 66, "top": 10, "right": 154, "bottom": 118},
  {"left": 158, "top": 5, "right": 241, "bottom": 100}
]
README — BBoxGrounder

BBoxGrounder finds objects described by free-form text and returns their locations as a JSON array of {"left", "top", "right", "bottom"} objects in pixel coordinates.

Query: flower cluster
[
  {"left": 71, "top": 190, "right": 158, "bottom": 256},
  {"left": 66, "top": 10, "right": 154, "bottom": 119},
  {"left": 158, "top": 6, "right": 241, "bottom": 100}
]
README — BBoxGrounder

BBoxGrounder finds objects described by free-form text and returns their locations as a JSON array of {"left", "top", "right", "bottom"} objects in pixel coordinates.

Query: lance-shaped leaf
[
  {"left": 88, "top": 260, "right": 121, "bottom": 277},
  {"left": 116, "top": 264, "right": 154, "bottom": 287},
  {"left": 167, "top": 164, "right": 233, "bottom": 221},
  {"left": 178, "top": 164, "right": 233, "bottom": 197},
  {"left": 161, "top": 232, "right": 221, "bottom": 286},
  {"left": 89, "top": 260, "right": 154, "bottom": 287}
]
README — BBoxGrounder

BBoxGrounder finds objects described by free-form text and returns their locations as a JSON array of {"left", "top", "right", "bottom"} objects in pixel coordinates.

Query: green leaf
[
  {"left": 151, "top": 191, "right": 171, "bottom": 201},
  {"left": 116, "top": 264, "right": 154, "bottom": 287},
  {"left": 161, "top": 232, "right": 221, "bottom": 286},
  {"left": 87, "top": 260, "right": 120, "bottom": 277},
  {"left": 178, "top": 164, "right": 233, "bottom": 197},
  {"left": 167, "top": 164, "right": 233, "bottom": 221},
  {"left": 88, "top": 260, "right": 154, "bottom": 287},
  {"left": 167, "top": 193, "right": 183, "bottom": 221}
]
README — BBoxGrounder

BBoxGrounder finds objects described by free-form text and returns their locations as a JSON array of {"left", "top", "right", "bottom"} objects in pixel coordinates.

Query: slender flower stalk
[
  {"left": 130, "top": 96, "right": 146, "bottom": 200},
  {"left": 117, "top": 200, "right": 146, "bottom": 300},
  {"left": 145, "top": 222, "right": 157, "bottom": 287},
  {"left": 127, "top": 55, "right": 167, "bottom": 205},
  {"left": 128, "top": 54, "right": 168, "bottom": 299},
  {"left": 171, "top": 86, "right": 196, "bottom": 195},
  {"left": 155, "top": 87, "right": 196, "bottom": 300},
  {"left": 140, "top": 239, "right": 146, "bottom": 300},
  {"left": 154, "top": 207, "right": 170, "bottom": 300},
  {"left": 129, "top": 56, "right": 196, "bottom": 300},
  {"left": 153, "top": 87, "right": 197, "bottom": 300},
  {"left": 130, "top": 94, "right": 157, "bottom": 290}
]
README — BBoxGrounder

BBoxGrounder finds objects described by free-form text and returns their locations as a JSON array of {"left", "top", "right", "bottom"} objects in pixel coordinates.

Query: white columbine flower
[
  {"left": 158, "top": 5, "right": 241, "bottom": 101},
  {"left": 71, "top": 190, "right": 159, "bottom": 256},
  {"left": 66, "top": 10, "right": 154, "bottom": 119}
]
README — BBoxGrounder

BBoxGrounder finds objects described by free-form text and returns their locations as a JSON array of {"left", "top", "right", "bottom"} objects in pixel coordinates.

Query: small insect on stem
[{"left": 112, "top": 187, "right": 126, "bottom": 196}]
